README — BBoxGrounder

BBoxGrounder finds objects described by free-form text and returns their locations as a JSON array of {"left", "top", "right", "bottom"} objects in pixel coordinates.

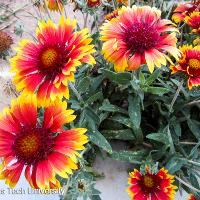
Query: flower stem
[
  {"left": 169, "top": 80, "right": 184, "bottom": 113},
  {"left": 83, "top": 13, "right": 89, "bottom": 28},
  {"left": 68, "top": 82, "right": 82, "bottom": 101},
  {"left": 175, "top": 175, "right": 200, "bottom": 193}
]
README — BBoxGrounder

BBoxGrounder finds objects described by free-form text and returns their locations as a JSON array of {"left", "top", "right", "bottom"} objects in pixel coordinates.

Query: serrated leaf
[
  {"left": 128, "top": 95, "right": 141, "bottom": 129},
  {"left": 146, "top": 87, "right": 170, "bottom": 95},
  {"left": 88, "top": 130, "right": 112, "bottom": 153},
  {"left": 110, "top": 150, "right": 147, "bottom": 164},
  {"left": 101, "top": 129, "right": 135, "bottom": 140},
  {"left": 100, "top": 68, "right": 131, "bottom": 85},
  {"left": 165, "top": 156, "right": 187, "bottom": 174}
]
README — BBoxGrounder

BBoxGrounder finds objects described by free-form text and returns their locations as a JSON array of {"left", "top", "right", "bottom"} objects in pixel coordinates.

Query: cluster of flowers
[{"left": 0, "top": 0, "right": 199, "bottom": 199}]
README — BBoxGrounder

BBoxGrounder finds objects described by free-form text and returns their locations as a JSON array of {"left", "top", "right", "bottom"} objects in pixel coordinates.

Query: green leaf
[
  {"left": 85, "top": 107, "right": 100, "bottom": 126},
  {"left": 187, "top": 119, "right": 200, "bottom": 139},
  {"left": 99, "top": 99, "right": 128, "bottom": 114},
  {"left": 146, "top": 133, "right": 168, "bottom": 144},
  {"left": 189, "top": 172, "right": 200, "bottom": 190},
  {"left": 85, "top": 92, "right": 103, "bottom": 105},
  {"left": 91, "top": 195, "right": 101, "bottom": 200},
  {"left": 167, "top": 126, "right": 175, "bottom": 154},
  {"left": 109, "top": 115, "right": 132, "bottom": 128},
  {"left": 100, "top": 68, "right": 131, "bottom": 85},
  {"left": 128, "top": 95, "right": 141, "bottom": 129},
  {"left": 139, "top": 71, "right": 145, "bottom": 85},
  {"left": 90, "top": 75, "right": 104, "bottom": 91},
  {"left": 130, "top": 80, "right": 140, "bottom": 91},
  {"left": 77, "top": 77, "right": 90, "bottom": 93},
  {"left": 110, "top": 150, "right": 147, "bottom": 164},
  {"left": 101, "top": 129, "right": 135, "bottom": 140},
  {"left": 88, "top": 130, "right": 112, "bottom": 153},
  {"left": 171, "top": 121, "right": 182, "bottom": 137},
  {"left": 146, "top": 87, "right": 170, "bottom": 95},
  {"left": 165, "top": 156, "right": 187, "bottom": 174},
  {"left": 145, "top": 69, "right": 160, "bottom": 85}
]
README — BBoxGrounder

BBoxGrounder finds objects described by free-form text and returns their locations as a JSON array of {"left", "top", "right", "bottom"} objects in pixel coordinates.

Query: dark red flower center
[
  {"left": 187, "top": 58, "right": 200, "bottom": 76},
  {"left": 12, "top": 127, "right": 55, "bottom": 165},
  {"left": 139, "top": 174, "right": 161, "bottom": 194},
  {"left": 143, "top": 175, "right": 155, "bottom": 188},
  {"left": 38, "top": 45, "right": 69, "bottom": 79},
  {"left": 41, "top": 48, "right": 58, "bottom": 68},
  {"left": 123, "top": 22, "right": 160, "bottom": 54}
]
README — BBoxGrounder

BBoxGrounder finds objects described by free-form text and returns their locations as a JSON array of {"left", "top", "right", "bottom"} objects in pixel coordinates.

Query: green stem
[
  {"left": 175, "top": 175, "right": 200, "bottom": 193},
  {"left": 169, "top": 80, "right": 184, "bottom": 113},
  {"left": 68, "top": 82, "right": 82, "bottom": 101},
  {"left": 83, "top": 13, "right": 89, "bottom": 28}
]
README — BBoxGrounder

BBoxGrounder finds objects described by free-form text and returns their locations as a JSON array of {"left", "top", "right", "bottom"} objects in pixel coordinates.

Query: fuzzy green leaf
[
  {"left": 187, "top": 119, "right": 200, "bottom": 139},
  {"left": 128, "top": 95, "right": 141, "bottom": 129},
  {"left": 100, "top": 68, "right": 131, "bottom": 85},
  {"left": 146, "top": 133, "right": 168, "bottom": 144},
  {"left": 145, "top": 69, "right": 160, "bottom": 85},
  {"left": 88, "top": 130, "right": 112, "bottom": 153},
  {"left": 165, "top": 156, "right": 187, "bottom": 174},
  {"left": 102, "top": 129, "right": 135, "bottom": 140},
  {"left": 109, "top": 115, "right": 132, "bottom": 128},
  {"left": 99, "top": 99, "right": 128, "bottom": 114},
  {"left": 110, "top": 150, "right": 147, "bottom": 164},
  {"left": 146, "top": 87, "right": 170, "bottom": 95},
  {"left": 77, "top": 77, "right": 91, "bottom": 93},
  {"left": 85, "top": 92, "right": 103, "bottom": 105}
]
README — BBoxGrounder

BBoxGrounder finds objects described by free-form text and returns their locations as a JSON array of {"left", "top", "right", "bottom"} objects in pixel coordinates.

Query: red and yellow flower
[
  {"left": 104, "top": 9, "right": 120, "bottom": 21},
  {"left": 10, "top": 16, "right": 95, "bottom": 106},
  {"left": 172, "top": 1, "right": 200, "bottom": 23},
  {"left": 171, "top": 45, "right": 200, "bottom": 90},
  {"left": 0, "top": 94, "right": 88, "bottom": 189},
  {"left": 185, "top": 11, "right": 200, "bottom": 33},
  {"left": 87, "top": 0, "right": 101, "bottom": 7},
  {"left": 187, "top": 194, "right": 197, "bottom": 200},
  {"left": 100, "top": 6, "right": 180, "bottom": 73},
  {"left": 193, "top": 37, "right": 200, "bottom": 45},
  {"left": 127, "top": 167, "right": 177, "bottom": 200},
  {"left": 45, "top": 0, "right": 63, "bottom": 12}
]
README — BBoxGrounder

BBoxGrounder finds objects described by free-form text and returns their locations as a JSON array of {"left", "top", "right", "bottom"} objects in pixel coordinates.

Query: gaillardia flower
[
  {"left": 104, "top": 9, "right": 119, "bottom": 21},
  {"left": 171, "top": 45, "right": 200, "bottom": 90},
  {"left": 0, "top": 31, "right": 13, "bottom": 53},
  {"left": 0, "top": 95, "right": 88, "bottom": 188},
  {"left": 187, "top": 194, "right": 197, "bottom": 200},
  {"left": 127, "top": 167, "right": 177, "bottom": 200},
  {"left": 87, "top": 0, "right": 101, "bottom": 8},
  {"left": 172, "top": 1, "right": 200, "bottom": 23},
  {"left": 193, "top": 37, "right": 200, "bottom": 45},
  {"left": 100, "top": 6, "right": 180, "bottom": 73},
  {"left": 10, "top": 16, "right": 95, "bottom": 106},
  {"left": 185, "top": 11, "right": 200, "bottom": 33},
  {"left": 46, "top": 0, "right": 63, "bottom": 12}
]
